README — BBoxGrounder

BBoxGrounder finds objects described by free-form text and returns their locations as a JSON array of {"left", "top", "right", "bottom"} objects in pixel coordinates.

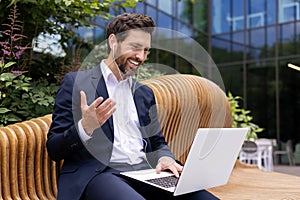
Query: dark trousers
[{"left": 82, "top": 167, "right": 219, "bottom": 200}]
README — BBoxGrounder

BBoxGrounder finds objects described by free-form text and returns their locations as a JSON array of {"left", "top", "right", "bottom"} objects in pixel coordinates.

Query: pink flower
[
  {"left": 11, "top": 70, "right": 27, "bottom": 75},
  {"left": 15, "top": 51, "right": 23, "bottom": 58},
  {"left": 14, "top": 45, "right": 22, "bottom": 49},
  {"left": 2, "top": 49, "right": 11, "bottom": 56}
]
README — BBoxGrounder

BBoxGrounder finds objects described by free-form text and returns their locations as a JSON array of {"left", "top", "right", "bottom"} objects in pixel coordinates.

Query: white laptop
[{"left": 121, "top": 128, "right": 248, "bottom": 196}]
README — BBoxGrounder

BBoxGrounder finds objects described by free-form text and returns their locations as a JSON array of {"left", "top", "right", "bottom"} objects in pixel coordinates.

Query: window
[
  {"left": 279, "top": 23, "right": 297, "bottom": 56},
  {"left": 212, "top": 0, "right": 231, "bottom": 33},
  {"left": 158, "top": 12, "right": 172, "bottom": 29},
  {"left": 211, "top": 34, "right": 232, "bottom": 63},
  {"left": 279, "top": 0, "right": 300, "bottom": 23},
  {"left": 146, "top": 5, "right": 157, "bottom": 24},
  {"left": 266, "top": 26, "right": 276, "bottom": 57},
  {"left": 247, "top": 28, "right": 265, "bottom": 59},
  {"left": 158, "top": 0, "right": 172, "bottom": 15},
  {"left": 247, "top": 0, "right": 266, "bottom": 28},
  {"left": 247, "top": 62, "right": 276, "bottom": 139},
  {"left": 219, "top": 64, "right": 243, "bottom": 95}
]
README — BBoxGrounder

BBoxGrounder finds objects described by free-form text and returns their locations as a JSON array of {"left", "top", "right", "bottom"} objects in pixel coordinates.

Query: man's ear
[{"left": 108, "top": 34, "right": 117, "bottom": 50}]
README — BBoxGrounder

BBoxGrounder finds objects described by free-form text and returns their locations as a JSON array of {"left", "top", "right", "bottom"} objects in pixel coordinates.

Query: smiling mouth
[{"left": 128, "top": 58, "right": 140, "bottom": 67}]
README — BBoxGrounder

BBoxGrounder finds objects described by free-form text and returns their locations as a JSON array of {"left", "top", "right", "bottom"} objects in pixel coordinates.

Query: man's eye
[{"left": 133, "top": 47, "right": 141, "bottom": 51}]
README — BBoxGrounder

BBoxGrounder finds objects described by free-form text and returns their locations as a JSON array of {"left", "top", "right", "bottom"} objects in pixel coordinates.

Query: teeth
[{"left": 129, "top": 59, "right": 139, "bottom": 66}]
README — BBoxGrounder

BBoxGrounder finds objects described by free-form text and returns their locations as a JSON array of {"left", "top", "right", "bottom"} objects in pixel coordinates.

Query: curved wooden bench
[
  {"left": 8, "top": 125, "right": 30, "bottom": 200},
  {"left": 0, "top": 129, "right": 11, "bottom": 200},
  {"left": 2, "top": 127, "right": 21, "bottom": 200},
  {"left": 0, "top": 74, "right": 299, "bottom": 200},
  {"left": 141, "top": 74, "right": 232, "bottom": 163},
  {"left": 16, "top": 122, "right": 39, "bottom": 200}
]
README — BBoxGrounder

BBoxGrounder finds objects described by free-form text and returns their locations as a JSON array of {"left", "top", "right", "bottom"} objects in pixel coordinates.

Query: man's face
[{"left": 113, "top": 29, "right": 151, "bottom": 78}]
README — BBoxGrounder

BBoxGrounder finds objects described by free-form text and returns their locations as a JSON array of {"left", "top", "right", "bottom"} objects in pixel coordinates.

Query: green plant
[
  {"left": 0, "top": 0, "right": 141, "bottom": 61},
  {"left": 0, "top": 61, "right": 57, "bottom": 126},
  {"left": 0, "top": 61, "right": 31, "bottom": 124},
  {"left": 0, "top": 3, "right": 30, "bottom": 67},
  {"left": 0, "top": 6, "right": 58, "bottom": 126},
  {"left": 228, "top": 92, "right": 264, "bottom": 140}
]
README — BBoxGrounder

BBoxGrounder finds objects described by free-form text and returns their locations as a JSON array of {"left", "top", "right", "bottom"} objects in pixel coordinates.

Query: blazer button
[
  {"left": 95, "top": 167, "right": 102, "bottom": 173},
  {"left": 70, "top": 143, "right": 78, "bottom": 148}
]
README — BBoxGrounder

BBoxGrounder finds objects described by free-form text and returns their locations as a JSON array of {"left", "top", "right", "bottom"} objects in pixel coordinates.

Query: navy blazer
[{"left": 46, "top": 66, "right": 174, "bottom": 200}]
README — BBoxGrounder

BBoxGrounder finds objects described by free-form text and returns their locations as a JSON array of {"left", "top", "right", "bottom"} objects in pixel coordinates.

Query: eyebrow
[{"left": 129, "top": 42, "right": 150, "bottom": 50}]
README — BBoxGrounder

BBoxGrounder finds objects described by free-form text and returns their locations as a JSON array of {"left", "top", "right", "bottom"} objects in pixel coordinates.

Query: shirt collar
[{"left": 100, "top": 60, "right": 133, "bottom": 87}]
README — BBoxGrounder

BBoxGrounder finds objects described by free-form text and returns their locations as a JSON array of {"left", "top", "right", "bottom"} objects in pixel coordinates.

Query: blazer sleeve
[{"left": 46, "top": 72, "right": 84, "bottom": 162}]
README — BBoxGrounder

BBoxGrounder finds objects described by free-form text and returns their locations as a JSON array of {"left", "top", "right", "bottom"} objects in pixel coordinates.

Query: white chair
[
  {"left": 239, "top": 139, "right": 274, "bottom": 171},
  {"left": 256, "top": 138, "right": 274, "bottom": 171},
  {"left": 273, "top": 140, "right": 295, "bottom": 166}
]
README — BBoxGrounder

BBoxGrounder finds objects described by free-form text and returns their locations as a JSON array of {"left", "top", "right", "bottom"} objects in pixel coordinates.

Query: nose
[{"left": 135, "top": 49, "right": 147, "bottom": 61}]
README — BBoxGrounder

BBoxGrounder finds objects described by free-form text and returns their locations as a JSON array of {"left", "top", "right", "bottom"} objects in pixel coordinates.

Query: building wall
[
  {"left": 83, "top": 0, "right": 300, "bottom": 144},
  {"left": 210, "top": 0, "right": 300, "bottom": 144}
]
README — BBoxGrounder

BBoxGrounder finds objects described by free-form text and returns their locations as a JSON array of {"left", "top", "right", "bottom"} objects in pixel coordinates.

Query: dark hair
[{"left": 106, "top": 13, "right": 155, "bottom": 51}]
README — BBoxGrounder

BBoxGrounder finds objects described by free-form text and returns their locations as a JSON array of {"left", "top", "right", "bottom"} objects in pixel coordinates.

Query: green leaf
[
  {"left": 228, "top": 91, "right": 264, "bottom": 140},
  {"left": 0, "top": 73, "right": 17, "bottom": 81},
  {"left": 0, "top": 108, "right": 11, "bottom": 113},
  {"left": 0, "top": 61, "right": 16, "bottom": 70}
]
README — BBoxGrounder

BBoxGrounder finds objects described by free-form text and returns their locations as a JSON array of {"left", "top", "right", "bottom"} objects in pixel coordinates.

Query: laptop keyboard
[{"left": 145, "top": 175, "right": 178, "bottom": 188}]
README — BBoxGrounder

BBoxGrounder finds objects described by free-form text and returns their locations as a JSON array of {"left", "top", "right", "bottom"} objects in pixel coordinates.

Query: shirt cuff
[{"left": 78, "top": 119, "right": 92, "bottom": 142}]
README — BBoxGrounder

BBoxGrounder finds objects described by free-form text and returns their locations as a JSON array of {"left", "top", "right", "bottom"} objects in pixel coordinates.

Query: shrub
[
  {"left": 228, "top": 92, "right": 264, "bottom": 140},
  {"left": 0, "top": 61, "right": 57, "bottom": 126}
]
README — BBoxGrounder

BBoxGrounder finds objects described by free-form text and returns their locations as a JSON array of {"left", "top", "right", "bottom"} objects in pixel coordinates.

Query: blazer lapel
[{"left": 90, "top": 66, "right": 114, "bottom": 133}]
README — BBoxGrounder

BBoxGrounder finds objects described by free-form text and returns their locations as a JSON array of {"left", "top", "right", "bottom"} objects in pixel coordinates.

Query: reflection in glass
[
  {"left": 247, "top": 28, "right": 265, "bottom": 59},
  {"left": 219, "top": 65, "right": 243, "bottom": 96},
  {"left": 212, "top": 0, "right": 230, "bottom": 34},
  {"left": 146, "top": 5, "right": 157, "bottom": 23},
  {"left": 267, "top": 26, "right": 276, "bottom": 57},
  {"left": 212, "top": 0, "right": 277, "bottom": 33},
  {"left": 177, "top": 22, "right": 193, "bottom": 37},
  {"left": 211, "top": 35, "right": 232, "bottom": 63},
  {"left": 231, "top": 0, "right": 244, "bottom": 31},
  {"left": 145, "top": 0, "right": 156, "bottom": 7},
  {"left": 267, "top": 1, "right": 276, "bottom": 25},
  {"left": 247, "top": 0, "right": 266, "bottom": 28},
  {"left": 134, "top": 2, "right": 145, "bottom": 13},
  {"left": 246, "top": 62, "right": 276, "bottom": 139},
  {"left": 231, "top": 32, "right": 244, "bottom": 61},
  {"left": 177, "top": 0, "right": 193, "bottom": 24},
  {"left": 279, "top": 0, "right": 300, "bottom": 23},
  {"left": 279, "top": 23, "right": 297, "bottom": 56},
  {"left": 158, "top": 12, "right": 172, "bottom": 29},
  {"left": 158, "top": 0, "right": 172, "bottom": 15},
  {"left": 279, "top": 59, "right": 300, "bottom": 141}
]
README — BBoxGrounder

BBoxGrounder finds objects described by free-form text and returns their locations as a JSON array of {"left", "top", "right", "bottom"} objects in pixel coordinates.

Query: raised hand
[{"left": 80, "top": 91, "right": 116, "bottom": 135}]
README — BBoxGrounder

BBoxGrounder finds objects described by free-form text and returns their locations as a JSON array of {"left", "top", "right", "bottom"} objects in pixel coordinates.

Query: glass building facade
[
  {"left": 210, "top": 0, "right": 300, "bottom": 144},
  {"left": 80, "top": 0, "right": 300, "bottom": 144}
]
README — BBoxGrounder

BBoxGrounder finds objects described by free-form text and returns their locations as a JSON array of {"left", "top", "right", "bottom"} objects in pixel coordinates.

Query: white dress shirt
[{"left": 78, "top": 60, "right": 147, "bottom": 165}]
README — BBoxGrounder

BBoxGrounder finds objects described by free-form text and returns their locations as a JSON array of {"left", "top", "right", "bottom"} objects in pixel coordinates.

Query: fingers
[
  {"left": 155, "top": 163, "right": 162, "bottom": 174},
  {"left": 156, "top": 157, "right": 183, "bottom": 178},
  {"left": 168, "top": 165, "right": 180, "bottom": 178},
  {"left": 95, "top": 98, "right": 116, "bottom": 125},
  {"left": 80, "top": 91, "right": 87, "bottom": 108},
  {"left": 81, "top": 91, "right": 104, "bottom": 113},
  {"left": 80, "top": 91, "right": 115, "bottom": 134},
  {"left": 172, "top": 162, "right": 183, "bottom": 178}
]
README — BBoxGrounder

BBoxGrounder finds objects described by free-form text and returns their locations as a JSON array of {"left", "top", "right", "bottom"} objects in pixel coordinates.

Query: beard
[{"left": 115, "top": 55, "right": 140, "bottom": 78}]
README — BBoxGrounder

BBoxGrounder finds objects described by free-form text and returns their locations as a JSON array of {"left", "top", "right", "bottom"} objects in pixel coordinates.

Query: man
[{"left": 46, "top": 13, "right": 219, "bottom": 200}]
